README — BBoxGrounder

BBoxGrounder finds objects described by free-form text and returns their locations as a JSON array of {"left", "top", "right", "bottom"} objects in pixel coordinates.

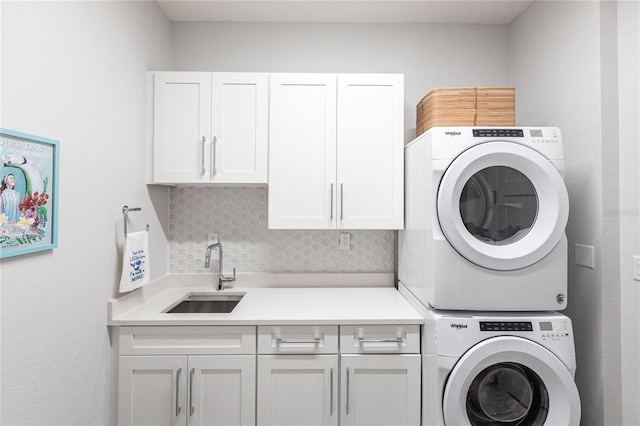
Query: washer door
[
  {"left": 437, "top": 141, "right": 569, "bottom": 270},
  {"left": 443, "top": 336, "right": 581, "bottom": 426}
]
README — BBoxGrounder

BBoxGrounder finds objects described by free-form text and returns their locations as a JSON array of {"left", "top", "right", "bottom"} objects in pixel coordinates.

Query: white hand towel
[{"left": 120, "top": 231, "right": 151, "bottom": 293}]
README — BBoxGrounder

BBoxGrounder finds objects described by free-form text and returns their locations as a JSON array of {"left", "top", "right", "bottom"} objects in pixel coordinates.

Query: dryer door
[
  {"left": 437, "top": 141, "right": 569, "bottom": 271},
  {"left": 443, "top": 336, "right": 581, "bottom": 426}
]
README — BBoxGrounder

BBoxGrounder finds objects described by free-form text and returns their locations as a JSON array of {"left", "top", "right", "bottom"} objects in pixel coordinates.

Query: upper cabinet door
[
  {"left": 268, "top": 74, "right": 338, "bottom": 229},
  {"left": 152, "top": 72, "right": 269, "bottom": 185},
  {"left": 211, "top": 73, "right": 269, "bottom": 184},
  {"left": 153, "top": 72, "right": 212, "bottom": 184},
  {"left": 337, "top": 74, "right": 404, "bottom": 230}
]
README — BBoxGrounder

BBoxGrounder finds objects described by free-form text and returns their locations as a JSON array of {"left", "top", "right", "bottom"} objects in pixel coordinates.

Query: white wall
[
  {"left": 510, "top": 1, "right": 640, "bottom": 424},
  {"left": 171, "top": 22, "right": 511, "bottom": 144},
  {"left": 617, "top": 0, "right": 640, "bottom": 422},
  {"left": 0, "top": 2, "right": 171, "bottom": 424}
]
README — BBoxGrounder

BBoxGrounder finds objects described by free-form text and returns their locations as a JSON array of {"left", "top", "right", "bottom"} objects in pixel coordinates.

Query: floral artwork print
[{"left": 0, "top": 129, "right": 59, "bottom": 258}]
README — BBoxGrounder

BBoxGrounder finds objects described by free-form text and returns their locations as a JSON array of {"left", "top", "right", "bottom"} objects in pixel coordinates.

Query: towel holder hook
[{"left": 122, "top": 205, "right": 149, "bottom": 238}]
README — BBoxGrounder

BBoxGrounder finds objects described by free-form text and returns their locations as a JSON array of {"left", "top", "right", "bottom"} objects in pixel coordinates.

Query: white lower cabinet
[
  {"left": 117, "top": 326, "right": 256, "bottom": 426},
  {"left": 116, "top": 324, "right": 420, "bottom": 426},
  {"left": 256, "top": 325, "right": 420, "bottom": 426},
  {"left": 257, "top": 354, "right": 338, "bottom": 426},
  {"left": 340, "top": 355, "right": 421, "bottom": 426},
  {"left": 118, "top": 355, "right": 255, "bottom": 426},
  {"left": 257, "top": 325, "right": 339, "bottom": 426}
]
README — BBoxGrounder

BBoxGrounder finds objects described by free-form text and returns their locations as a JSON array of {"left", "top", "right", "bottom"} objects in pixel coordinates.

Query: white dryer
[
  {"left": 423, "top": 309, "right": 581, "bottom": 426},
  {"left": 399, "top": 127, "right": 570, "bottom": 311}
]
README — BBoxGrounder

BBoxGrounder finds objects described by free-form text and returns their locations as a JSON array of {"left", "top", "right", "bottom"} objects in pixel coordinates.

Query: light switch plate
[
  {"left": 633, "top": 255, "right": 640, "bottom": 282},
  {"left": 575, "top": 243, "right": 595, "bottom": 269}
]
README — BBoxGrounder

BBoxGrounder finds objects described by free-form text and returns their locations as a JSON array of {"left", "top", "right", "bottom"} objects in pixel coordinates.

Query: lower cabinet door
[
  {"left": 118, "top": 356, "right": 188, "bottom": 426},
  {"left": 188, "top": 355, "right": 256, "bottom": 426},
  {"left": 118, "top": 355, "right": 256, "bottom": 426},
  {"left": 340, "top": 354, "right": 421, "bottom": 426},
  {"left": 257, "top": 355, "right": 338, "bottom": 426}
]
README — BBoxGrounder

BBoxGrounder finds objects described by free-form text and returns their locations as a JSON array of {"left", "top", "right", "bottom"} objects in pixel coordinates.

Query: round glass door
[
  {"left": 466, "top": 362, "right": 548, "bottom": 425},
  {"left": 438, "top": 141, "right": 569, "bottom": 271},
  {"left": 461, "top": 166, "right": 538, "bottom": 245},
  {"left": 442, "top": 336, "right": 581, "bottom": 426}
]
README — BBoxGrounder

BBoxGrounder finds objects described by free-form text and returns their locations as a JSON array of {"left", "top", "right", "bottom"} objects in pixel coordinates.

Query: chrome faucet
[{"left": 204, "top": 242, "right": 236, "bottom": 291}]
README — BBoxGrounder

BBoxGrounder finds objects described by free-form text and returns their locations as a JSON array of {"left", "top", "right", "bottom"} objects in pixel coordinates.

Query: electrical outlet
[
  {"left": 339, "top": 233, "right": 351, "bottom": 250},
  {"left": 633, "top": 255, "right": 640, "bottom": 282},
  {"left": 208, "top": 232, "right": 219, "bottom": 245}
]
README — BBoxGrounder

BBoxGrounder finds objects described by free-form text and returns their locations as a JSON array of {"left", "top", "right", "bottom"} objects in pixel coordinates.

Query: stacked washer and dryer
[{"left": 398, "top": 127, "right": 581, "bottom": 425}]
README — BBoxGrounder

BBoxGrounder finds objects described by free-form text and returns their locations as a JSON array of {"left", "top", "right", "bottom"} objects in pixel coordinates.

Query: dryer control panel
[{"left": 473, "top": 128, "right": 524, "bottom": 137}]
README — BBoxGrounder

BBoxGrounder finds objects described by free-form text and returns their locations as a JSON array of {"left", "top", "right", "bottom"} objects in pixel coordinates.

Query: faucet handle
[{"left": 221, "top": 267, "right": 236, "bottom": 282}]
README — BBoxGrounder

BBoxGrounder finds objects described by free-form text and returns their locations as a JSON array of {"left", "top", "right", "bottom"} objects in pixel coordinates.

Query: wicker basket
[{"left": 416, "top": 87, "right": 515, "bottom": 136}]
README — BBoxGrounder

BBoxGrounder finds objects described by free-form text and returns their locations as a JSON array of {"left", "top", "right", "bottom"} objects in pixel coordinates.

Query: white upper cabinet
[
  {"left": 337, "top": 74, "right": 404, "bottom": 229},
  {"left": 153, "top": 72, "right": 212, "bottom": 184},
  {"left": 268, "top": 73, "right": 404, "bottom": 230},
  {"left": 152, "top": 72, "right": 268, "bottom": 185},
  {"left": 211, "top": 73, "right": 269, "bottom": 184},
  {"left": 268, "top": 74, "right": 338, "bottom": 229}
]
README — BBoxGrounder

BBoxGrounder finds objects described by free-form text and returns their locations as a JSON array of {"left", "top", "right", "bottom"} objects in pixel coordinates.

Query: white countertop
[{"left": 107, "top": 273, "right": 423, "bottom": 326}]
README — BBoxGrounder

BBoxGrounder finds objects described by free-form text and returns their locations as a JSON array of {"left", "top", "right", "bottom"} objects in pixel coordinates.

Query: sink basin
[{"left": 165, "top": 293, "right": 244, "bottom": 314}]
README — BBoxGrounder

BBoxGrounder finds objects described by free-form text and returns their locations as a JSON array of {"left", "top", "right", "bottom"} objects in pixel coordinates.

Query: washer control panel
[
  {"left": 478, "top": 319, "right": 571, "bottom": 341},
  {"left": 480, "top": 321, "right": 533, "bottom": 332},
  {"left": 538, "top": 319, "right": 571, "bottom": 341}
]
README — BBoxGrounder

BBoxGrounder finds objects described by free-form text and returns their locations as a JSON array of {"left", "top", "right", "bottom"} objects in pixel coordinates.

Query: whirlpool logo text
[{"left": 450, "top": 323, "right": 468, "bottom": 330}]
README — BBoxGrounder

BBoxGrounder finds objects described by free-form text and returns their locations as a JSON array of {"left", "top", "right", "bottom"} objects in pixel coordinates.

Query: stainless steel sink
[{"left": 165, "top": 293, "right": 244, "bottom": 314}]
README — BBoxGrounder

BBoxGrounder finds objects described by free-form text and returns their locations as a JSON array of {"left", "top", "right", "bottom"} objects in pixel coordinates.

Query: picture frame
[{"left": 0, "top": 129, "right": 59, "bottom": 259}]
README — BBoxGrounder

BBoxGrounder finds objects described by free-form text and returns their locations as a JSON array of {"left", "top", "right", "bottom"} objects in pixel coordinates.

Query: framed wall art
[{"left": 0, "top": 129, "right": 59, "bottom": 259}]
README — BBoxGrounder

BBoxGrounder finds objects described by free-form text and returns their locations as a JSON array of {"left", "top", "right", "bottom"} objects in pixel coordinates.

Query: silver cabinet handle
[
  {"left": 330, "top": 368, "right": 334, "bottom": 416},
  {"left": 275, "top": 337, "right": 321, "bottom": 345},
  {"left": 212, "top": 136, "right": 218, "bottom": 176},
  {"left": 189, "top": 368, "right": 195, "bottom": 415},
  {"left": 346, "top": 367, "right": 350, "bottom": 415},
  {"left": 330, "top": 183, "right": 334, "bottom": 221},
  {"left": 201, "top": 137, "right": 207, "bottom": 176},
  {"left": 175, "top": 368, "right": 182, "bottom": 417},
  {"left": 358, "top": 337, "right": 404, "bottom": 344},
  {"left": 340, "top": 183, "right": 344, "bottom": 221}
]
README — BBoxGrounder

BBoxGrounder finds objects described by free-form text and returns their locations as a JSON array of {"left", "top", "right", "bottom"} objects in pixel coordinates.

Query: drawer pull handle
[
  {"left": 175, "top": 368, "right": 182, "bottom": 417},
  {"left": 330, "top": 367, "right": 334, "bottom": 416},
  {"left": 212, "top": 136, "right": 218, "bottom": 176},
  {"left": 201, "top": 136, "right": 207, "bottom": 176},
  {"left": 358, "top": 337, "right": 404, "bottom": 344},
  {"left": 346, "top": 367, "right": 350, "bottom": 415},
  {"left": 275, "top": 337, "right": 321, "bottom": 345},
  {"left": 189, "top": 368, "right": 195, "bottom": 415},
  {"left": 340, "top": 183, "right": 344, "bottom": 221},
  {"left": 330, "top": 183, "right": 334, "bottom": 221}
]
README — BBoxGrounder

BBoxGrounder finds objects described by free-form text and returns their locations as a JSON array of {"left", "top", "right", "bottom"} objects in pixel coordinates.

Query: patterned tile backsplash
[{"left": 168, "top": 187, "right": 395, "bottom": 274}]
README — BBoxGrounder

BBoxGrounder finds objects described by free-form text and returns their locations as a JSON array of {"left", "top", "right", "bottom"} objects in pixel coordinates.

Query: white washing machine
[
  {"left": 399, "top": 127, "right": 570, "bottom": 311},
  {"left": 422, "top": 308, "right": 581, "bottom": 425}
]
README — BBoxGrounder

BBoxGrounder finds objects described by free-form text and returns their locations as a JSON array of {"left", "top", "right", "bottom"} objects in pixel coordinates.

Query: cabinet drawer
[
  {"left": 119, "top": 326, "right": 256, "bottom": 355},
  {"left": 340, "top": 325, "right": 420, "bottom": 354},
  {"left": 258, "top": 325, "right": 338, "bottom": 354}
]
